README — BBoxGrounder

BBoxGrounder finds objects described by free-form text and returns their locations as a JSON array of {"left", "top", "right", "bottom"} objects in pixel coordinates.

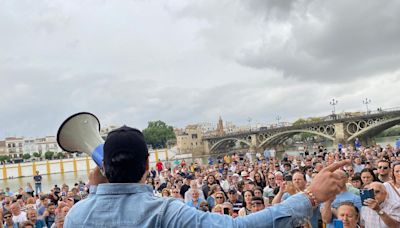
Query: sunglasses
[
  {"left": 215, "top": 196, "right": 224, "bottom": 199},
  {"left": 4, "top": 216, "right": 12, "bottom": 219},
  {"left": 378, "top": 166, "right": 389, "bottom": 170}
]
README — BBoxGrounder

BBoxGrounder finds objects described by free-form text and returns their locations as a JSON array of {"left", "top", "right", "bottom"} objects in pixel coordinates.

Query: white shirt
[
  {"left": 12, "top": 211, "right": 27, "bottom": 224},
  {"left": 360, "top": 199, "right": 400, "bottom": 228},
  {"left": 383, "top": 182, "right": 400, "bottom": 202}
]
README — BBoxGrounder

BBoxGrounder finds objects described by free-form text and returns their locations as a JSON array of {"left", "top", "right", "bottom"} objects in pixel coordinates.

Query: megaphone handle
[{"left": 92, "top": 144, "right": 104, "bottom": 169}]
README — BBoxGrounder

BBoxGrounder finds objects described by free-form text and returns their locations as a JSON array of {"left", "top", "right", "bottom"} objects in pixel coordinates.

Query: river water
[{"left": 1, "top": 170, "right": 90, "bottom": 193}]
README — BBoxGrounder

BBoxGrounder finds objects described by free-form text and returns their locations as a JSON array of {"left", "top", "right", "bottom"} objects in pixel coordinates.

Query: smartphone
[
  {"left": 333, "top": 219, "right": 343, "bottom": 228},
  {"left": 223, "top": 208, "right": 229, "bottom": 215},
  {"left": 360, "top": 189, "right": 374, "bottom": 205}
]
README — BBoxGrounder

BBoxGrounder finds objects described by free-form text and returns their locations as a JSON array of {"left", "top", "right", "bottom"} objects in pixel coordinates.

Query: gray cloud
[{"left": 0, "top": 0, "right": 399, "bottom": 139}]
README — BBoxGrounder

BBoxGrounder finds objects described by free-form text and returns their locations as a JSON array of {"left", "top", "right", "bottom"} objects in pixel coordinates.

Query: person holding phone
[{"left": 360, "top": 182, "right": 400, "bottom": 228}]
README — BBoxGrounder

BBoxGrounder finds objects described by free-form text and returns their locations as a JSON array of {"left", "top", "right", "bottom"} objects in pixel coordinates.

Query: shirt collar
[{"left": 96, "top": 183, "right": 153, "bottom": 195}]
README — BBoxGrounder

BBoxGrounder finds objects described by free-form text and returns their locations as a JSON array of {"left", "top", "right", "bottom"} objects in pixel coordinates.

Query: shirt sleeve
[{"left": 163, "top": 193, "right": 313, "bottom": 228}]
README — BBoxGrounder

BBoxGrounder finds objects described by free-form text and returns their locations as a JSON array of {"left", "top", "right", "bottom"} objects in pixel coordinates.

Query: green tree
[
  {"left": 292, "top": 117, "right": 323, "bottom": 140},
  {"left": 22, "top": 153, "right": 31, "bottom": 160},
  {"left": 143, "top": 120, "right": 176, "bottom": 149},
  {"left": 33, "top": 152, "right": 41, "bottom": 158},
  {"left": 0, "top": 155, "right": 10, "bottom": 162},
  {"left": 44, "top": 151, "right": 54, "bottom": 160},
  {"left": 54, "top": 152, "right": 65, "bottom": 159}
]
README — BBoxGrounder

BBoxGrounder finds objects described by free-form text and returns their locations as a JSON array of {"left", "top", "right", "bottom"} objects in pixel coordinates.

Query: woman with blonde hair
[
  {"left": 161, "top": 188, "right": 171, "bottom": 198},
  {"left": 213, "top": 191, "right": 226, "bottom": 207},
  {"left": 212, "top": 204, "right": 224, "bottom": 214}
]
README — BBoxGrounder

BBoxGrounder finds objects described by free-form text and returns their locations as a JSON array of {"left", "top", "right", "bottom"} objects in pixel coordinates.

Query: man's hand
[
  {"left": 308, "top": 160, "right": 351, "bottom": 203},
  {"left": 279, "top": 182, "right": 287, "bottom": 193},
  {"left": 364, "top": 198, "right": 380, "bottom": 211},
  {"left": 88, "top": 167, "right": 108, "bottom": 186}
]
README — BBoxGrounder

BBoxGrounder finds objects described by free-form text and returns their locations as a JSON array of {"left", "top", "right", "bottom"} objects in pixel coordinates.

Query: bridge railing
[{"left": 204, "top": 107, "right": 400, "bottom": 139}]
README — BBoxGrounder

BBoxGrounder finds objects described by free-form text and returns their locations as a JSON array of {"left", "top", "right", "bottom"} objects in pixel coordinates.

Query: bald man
[
  {"left": 360, "top": 182, "right": 400, "bottom": 228},
  {"left": 321, "top": 169, "right": 362, "bottom": 228}
]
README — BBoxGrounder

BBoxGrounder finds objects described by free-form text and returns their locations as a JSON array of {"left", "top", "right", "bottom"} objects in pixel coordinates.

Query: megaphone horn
[{"left": 57, "top": 112, "right": 104, "bottom": 168}]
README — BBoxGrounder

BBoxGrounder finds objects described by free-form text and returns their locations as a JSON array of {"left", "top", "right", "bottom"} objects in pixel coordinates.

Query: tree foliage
[
  {"left": 292, "top": 117, "right": 323, "bottom": 140},
  {"left": 33, "top": 152, "right": 41, "bottom": 158},
  {"left": 44, "top": 151, "right": 54, "bottom": 160},
  {"left": 377, "top": 125, "right": 400, "bottom": 137},
  {"left": 54, "top": 152, "right": 65, "bottom": 159},
  {"left": 23, "top": 153, "right": 31, "bottom": 160},
  {"left": 293, "top": 117, "right": 323, "bottom": 126},
  {"left": 0, "top": 155, "right": 10, "bottom": 162},
  {"left": 143, "top": 120, "right": 176, "bottom": 149}
]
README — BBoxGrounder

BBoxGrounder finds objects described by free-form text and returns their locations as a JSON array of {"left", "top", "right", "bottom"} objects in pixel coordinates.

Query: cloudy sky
[{"left": 1, "top": 0, "right": 400, "bottom": 138}]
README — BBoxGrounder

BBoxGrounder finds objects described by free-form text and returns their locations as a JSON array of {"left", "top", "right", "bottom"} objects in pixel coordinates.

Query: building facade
[
  {"left": 5, "top": 137, "right": 24, "bottom": 158},
  {"left": 0, "top": 140, "right": 6, "bottom": 156},
  {"left": 175, "top": 124, "right": 204, "bottom": 154}
]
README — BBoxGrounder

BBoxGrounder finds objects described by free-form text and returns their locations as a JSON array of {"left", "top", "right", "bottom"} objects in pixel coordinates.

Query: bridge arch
[
  {"left": 347, "top": 116, "right": 400, "bottom": 142},
  {"left": 258, "top": 129, "right": 335, "bottom": 149},
  {"left": 209, "top": 138, "right": 252, "bottom": 152}
]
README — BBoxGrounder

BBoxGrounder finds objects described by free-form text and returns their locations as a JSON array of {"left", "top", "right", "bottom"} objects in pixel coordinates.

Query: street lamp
[
  {"left": 363, "top": 98, "right": 371, "bottom": 114},
  {"left": 247, "top": 117, "right": 252, "bottom": 131},
  {"left": 276, "top": 115, "right": 281, "bottom": 126},
  {"left": 330, "top": 98, "right": 338, "bottom": 114}
]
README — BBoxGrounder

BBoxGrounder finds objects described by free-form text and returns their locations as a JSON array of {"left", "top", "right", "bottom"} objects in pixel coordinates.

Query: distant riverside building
[
  {"left": 0, "top": 140, "right": 6, "bottom": 156},
  {"left": 5, "top": 137, "right": 24, "bottom": 158},
  {"left": 23, "top": 138, "right": 37, "bottom": 155},
  {"left": 35, "top": 136, "right": 60, "bottom": 154},
  {"left": 0, "top": 125, "right": 118, "bottom": 160},
  {"left": 175, "top": 124, "right": 204, "bottom": 154},
  {"left": 1, "top": 136, "right": 61, "bottom": 159},
  {"left": 100, "top": 125, "right": 119, "bottom": 138}
]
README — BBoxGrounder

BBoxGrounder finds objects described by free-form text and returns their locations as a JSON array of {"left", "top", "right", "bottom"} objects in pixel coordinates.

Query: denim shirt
[{"left": 65, "top": 183, "right": 313, "bottom": 228}]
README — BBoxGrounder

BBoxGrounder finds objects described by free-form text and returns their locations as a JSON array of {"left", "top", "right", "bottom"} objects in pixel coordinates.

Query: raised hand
[
  {"left": 307, "top": 160, "right": 351, "bottom": 203},
  {"left": 88, "top": 167, "right": 108, "bottom": 186}
]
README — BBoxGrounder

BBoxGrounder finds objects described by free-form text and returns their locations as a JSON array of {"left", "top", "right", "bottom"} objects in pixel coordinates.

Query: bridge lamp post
[
  {"left": 330, "top": 98, "right": 338, "bottom": 115},
  {"left": 247, "top": 117, "right": 252, "bottom": 131},
  {"left": 363, "top": 98, "right": 372, "bottom": 114},
  {"left": 276, "top": 115, "right": 281, "bottom": 126}
]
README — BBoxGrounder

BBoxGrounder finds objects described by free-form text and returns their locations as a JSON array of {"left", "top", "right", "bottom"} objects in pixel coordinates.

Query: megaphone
[{"left": 57, "top": 112, "right": 104, "bottom": 168}]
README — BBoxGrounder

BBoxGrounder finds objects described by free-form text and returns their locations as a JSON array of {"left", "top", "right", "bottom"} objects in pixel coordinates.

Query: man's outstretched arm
[{"left": 163, "top": 160, "right": 350, "bottom": 228}]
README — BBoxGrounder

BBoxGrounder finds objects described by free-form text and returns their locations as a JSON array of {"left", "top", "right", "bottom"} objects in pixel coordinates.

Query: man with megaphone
[{"left": 60, "top": 119, "right": 351, "bottom": 227}]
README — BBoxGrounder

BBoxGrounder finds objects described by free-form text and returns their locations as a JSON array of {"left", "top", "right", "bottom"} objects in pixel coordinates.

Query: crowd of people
[
  {"left": 1, "top": 142, "right": 400, "bottom": 227},
  {"left": 0, "top": 175, "right": 87, "bottom": 228}
]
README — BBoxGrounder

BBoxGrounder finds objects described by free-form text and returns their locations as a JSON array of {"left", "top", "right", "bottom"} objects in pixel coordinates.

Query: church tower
[{"left": 216, "top": 116, "right": 225, "bottom": 136}]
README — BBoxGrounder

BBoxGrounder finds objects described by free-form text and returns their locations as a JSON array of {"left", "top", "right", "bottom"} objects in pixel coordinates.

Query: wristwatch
[{"left": 377, "top": 210, "right": 385, "bottom": 215}]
